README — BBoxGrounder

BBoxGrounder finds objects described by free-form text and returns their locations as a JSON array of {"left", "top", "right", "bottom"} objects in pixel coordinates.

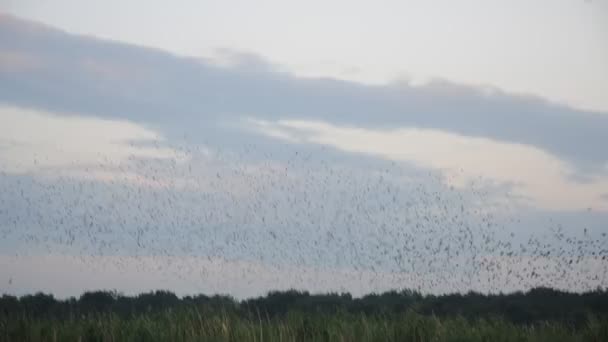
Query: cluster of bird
[{"left": 1, "top": 142, "right": 606, "bottom": 295}]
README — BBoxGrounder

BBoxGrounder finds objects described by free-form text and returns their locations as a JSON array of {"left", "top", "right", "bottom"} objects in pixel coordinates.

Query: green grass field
[
  {"left": 3, "top": 309, "right": 608, "bottom": 342},
  {"left": 2, "top": 288, "right": 608, "bottom": 341}
]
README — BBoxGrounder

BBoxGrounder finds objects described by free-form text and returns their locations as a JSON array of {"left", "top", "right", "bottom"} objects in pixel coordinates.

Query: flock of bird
[{"left": 1, "top": 141, "right": 607, "bottom": 296}]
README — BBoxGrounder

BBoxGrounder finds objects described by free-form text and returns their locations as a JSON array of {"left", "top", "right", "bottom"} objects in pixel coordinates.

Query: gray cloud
[{"left": 1, "top": 14, "right": 607, "bottom": 173}]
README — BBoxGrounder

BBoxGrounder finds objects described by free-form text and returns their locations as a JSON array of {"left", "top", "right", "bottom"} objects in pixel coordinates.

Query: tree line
[{"left": 2, "top": 287, "right": 607, "bottom": 327}]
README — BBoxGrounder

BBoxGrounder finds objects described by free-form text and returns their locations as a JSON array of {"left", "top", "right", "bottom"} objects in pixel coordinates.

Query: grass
[{"left": 2, "top": 309, "right": 607, "bottom": 342}]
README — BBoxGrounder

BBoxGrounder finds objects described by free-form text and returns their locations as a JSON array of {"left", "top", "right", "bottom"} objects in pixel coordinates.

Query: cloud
[
  {"left": 0, "top": 14, "right": 607, "bottom": 173},
  {"left": 248, "top": 119, "right": 608, "bottom": 211},
  {"left": 0, "top": 50, "right": 42, "bottom": 72},
  {"left": 0, "top": 105, "right": 180, "bottom": 174}
]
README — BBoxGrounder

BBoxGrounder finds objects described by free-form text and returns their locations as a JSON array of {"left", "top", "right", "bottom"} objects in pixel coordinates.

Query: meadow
[
  {"left": 2, "top": 288, "right": 608, "bottom": 341},
  {"left": 5, "top": 310, "right": 608, "bottom": 342}
]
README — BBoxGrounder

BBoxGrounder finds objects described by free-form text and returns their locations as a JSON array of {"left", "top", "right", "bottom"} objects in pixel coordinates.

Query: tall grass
[{"left": 2, "top": 309, "right": 607, "bottom": 342}]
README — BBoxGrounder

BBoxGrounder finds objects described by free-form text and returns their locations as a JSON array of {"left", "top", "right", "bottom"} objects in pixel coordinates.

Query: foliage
[{"left": 1, "top": 287, "right": 608, "bottom": 341}]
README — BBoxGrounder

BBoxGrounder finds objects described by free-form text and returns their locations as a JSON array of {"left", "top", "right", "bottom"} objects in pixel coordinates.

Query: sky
[
  {"left": 3, "top": 0, "right": 608, "bottom": 112},
  {"left": 0, "top": 1, "right": 607, "bottom": 298}
]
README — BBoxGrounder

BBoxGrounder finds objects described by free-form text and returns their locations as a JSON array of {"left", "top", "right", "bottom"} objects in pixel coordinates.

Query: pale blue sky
[{"left": 3, "top": 0, "right": 607, "bottom": 112}]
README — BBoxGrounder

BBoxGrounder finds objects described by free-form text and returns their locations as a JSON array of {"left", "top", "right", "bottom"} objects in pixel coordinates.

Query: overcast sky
[
  {"left": 0, "top": 2, "right": 607, "bottom": 298},
  {"left": 4, "top": 0, "right": 608, "bottom": 112}
]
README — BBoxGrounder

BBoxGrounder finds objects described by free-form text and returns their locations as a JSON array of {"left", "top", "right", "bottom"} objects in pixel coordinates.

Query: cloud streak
[{"left": 249, "top": 119, "right": 608, "bottom": 211}]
